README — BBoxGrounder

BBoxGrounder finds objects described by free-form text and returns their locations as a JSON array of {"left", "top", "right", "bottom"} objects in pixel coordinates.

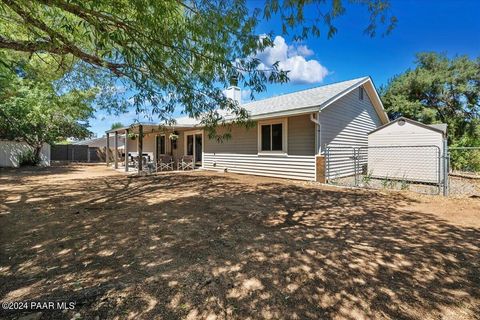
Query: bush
[
  {"left": 19, "top": 149, "right": 40, "bottom": 166},
  {"left": 450, "top": 149, "right": 480, "bottom": 173}
]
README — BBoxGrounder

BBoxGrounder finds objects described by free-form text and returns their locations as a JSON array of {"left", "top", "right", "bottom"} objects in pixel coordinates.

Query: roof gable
[{"left": 369, "top": 117, "right": 447, "bottom": 136}]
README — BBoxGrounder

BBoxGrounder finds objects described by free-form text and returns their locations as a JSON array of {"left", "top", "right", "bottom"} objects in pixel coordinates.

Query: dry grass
[{"left": 0, "top": 164, "right": 479, "bottom": 320}]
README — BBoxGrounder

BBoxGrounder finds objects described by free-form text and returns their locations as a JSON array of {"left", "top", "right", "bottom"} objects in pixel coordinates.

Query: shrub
[{"left": 18, "top": 150, "right": 40, "bottom": 166}]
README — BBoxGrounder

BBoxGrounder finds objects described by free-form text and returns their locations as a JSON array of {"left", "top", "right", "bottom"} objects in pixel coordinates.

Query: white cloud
[{"left": 256, "top": 36, "right": 328, "bottom": 84}]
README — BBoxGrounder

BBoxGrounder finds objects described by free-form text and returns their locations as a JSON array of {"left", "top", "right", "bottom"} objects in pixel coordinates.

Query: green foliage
[
  {"left": 381, "top": 52, "right": 480, "bottom": 172},
  {"left": 400, "top": 176, "right": 409, "bottom": 190},
  {"left": 111, "top": 122, "right": 125, "bottom": 130},
  {"left": 381, "top": 52, "right": 480, "bottom": 147},
  {"left": 381, "top": 176, "right": 390, "bottom": 189},
  {"left": 0, "top": 0, "right": 394, "bottom": 139},
  {"left": 18, "top": 149, "right": 40, "bottom": 166},
  {"left": 362, "top": 170, "right": 373, "bottom": 186},
  {"left": 0, "top": 61, "right": 95, "bottom": 162},
  {"left": 449, "top": 148, "right": 480, "bottom": 172}
]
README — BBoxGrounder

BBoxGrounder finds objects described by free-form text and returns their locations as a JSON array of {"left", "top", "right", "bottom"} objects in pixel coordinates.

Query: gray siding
[
  {"left": 288, "top": 114, "right": 315, "bottom": 156},
  {"left": 171, "top": 131, "right": 185, "bottom": 159},
  {"left": 203, "top": 115, "right": 316, "bottom": 180},
  {"left": 321, "top": 86, "right": 383, "bottom": 179},
  {"left": 320, "top": 86, "right": 382, "bottom": 148},
  {"left": 204, "top": 115, "right": 315, "bottom": 156},
  {"left": 204, "top": 124, "right": 258, "bottom": 154},
  {"left": 203, "top": 154, "right": 316, "bottom": 180}
]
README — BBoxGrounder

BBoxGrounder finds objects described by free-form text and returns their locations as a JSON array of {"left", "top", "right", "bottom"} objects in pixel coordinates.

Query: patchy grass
[{"left": 0, "top": 164, "right": 479, "bottom": 319}]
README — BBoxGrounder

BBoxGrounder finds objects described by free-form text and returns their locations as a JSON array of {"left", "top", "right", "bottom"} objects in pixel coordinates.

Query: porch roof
[{"left": 106, "top": 120, "right": 198, "bottom": 134}]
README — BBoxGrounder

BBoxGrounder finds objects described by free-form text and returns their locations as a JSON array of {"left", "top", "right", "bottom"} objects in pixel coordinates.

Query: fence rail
[
  {"left": 326, "top": 145, "right": 444, "bottom": 195},
  {"left": 51, "top": 145, "right": 118, "bottom": 162},
  {"left": 447, "top": 147, "right": 480, "bottom": 197},
  {"left": 326, "top": 144, "right": 480, "bottom": 197}
]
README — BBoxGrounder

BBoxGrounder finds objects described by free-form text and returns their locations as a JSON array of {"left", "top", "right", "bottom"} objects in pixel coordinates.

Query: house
[
  {"left": 367, "top": 117, "right": 447, "bottom": 183},
  {"left": 106, "top": 76, "right": 389, "bottom": 182}
]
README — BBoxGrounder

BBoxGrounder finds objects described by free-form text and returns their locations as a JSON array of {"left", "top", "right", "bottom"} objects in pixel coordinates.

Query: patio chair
[
  {"left": 177, "top": 155, "right": 194, "bottom": 171},
  {"left": 133, "top": 156, "right": 148, "bottom": 170},
  {"left": 156, "top": 156, "right": 175, "bottom": 172}
]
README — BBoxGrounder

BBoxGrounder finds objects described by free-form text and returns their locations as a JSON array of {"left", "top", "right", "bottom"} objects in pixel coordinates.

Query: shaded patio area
[{"left": 0, "top": 164, "right": 479, "bottom": 319}]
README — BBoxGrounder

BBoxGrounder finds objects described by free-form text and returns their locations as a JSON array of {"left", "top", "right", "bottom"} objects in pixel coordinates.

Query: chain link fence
[
  {"left": 326, "top": 145, "right": 445, "bottom": 195},
  {"left": 447, "top": 147, "right": 480, "bottom": 197},
  {"left": 325, "top": 144, "right": 480, "bottom": 197}
]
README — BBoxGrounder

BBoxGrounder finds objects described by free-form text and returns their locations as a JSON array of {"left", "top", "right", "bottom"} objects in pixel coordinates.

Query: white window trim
[
  {"left": 183, "top": 129, "right": 204, "bottom": 160},
  {"left": 257, "top": 118, "right": 288, "bottom": 155}
]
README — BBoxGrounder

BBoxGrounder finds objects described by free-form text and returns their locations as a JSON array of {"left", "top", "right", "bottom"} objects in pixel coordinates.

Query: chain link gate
[{"left": 326, "top": 145, "right": 444, "bottom": 195}]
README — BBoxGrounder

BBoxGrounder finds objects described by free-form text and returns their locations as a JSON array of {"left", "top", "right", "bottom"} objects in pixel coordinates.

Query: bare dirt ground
[{"left": 0, "top": 164, "right": 479, "bottom": 320}]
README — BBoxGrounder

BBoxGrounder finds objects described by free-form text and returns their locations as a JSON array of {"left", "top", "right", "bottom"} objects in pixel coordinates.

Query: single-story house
[{"left": 106, "top": 76, "right": 389, "bottom": 182}]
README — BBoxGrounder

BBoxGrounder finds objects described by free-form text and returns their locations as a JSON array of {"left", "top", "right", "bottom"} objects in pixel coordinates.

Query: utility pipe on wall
[{"left": 310, "top": 112, "right": 322, "bottom": 155}]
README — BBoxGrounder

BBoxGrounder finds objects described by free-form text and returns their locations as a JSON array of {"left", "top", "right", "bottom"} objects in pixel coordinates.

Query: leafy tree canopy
[
  {"left": 0, "top": 0, "right": 395, "bottom": 137},
  {"left": 110, "top": 122, "right": 125, "bottom": 130},
  {"left": 381, "top": 52, "right": 480, "bottom": 147},
  {"left": 0, "top": 59, "right": 95, "bottom": 159}
]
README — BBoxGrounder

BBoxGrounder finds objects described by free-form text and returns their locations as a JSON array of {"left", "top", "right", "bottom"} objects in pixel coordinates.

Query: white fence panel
[{"left": 0, "top": 141, "right": 50, "bottom": 167}]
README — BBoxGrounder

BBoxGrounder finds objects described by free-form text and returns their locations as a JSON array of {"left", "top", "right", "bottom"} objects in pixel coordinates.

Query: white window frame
[
  {"left": 257, "top": 118, "right": 288, "bottom": 155},
  {"left": 183, "top": 130, "right": 204, "bottom": 166}
]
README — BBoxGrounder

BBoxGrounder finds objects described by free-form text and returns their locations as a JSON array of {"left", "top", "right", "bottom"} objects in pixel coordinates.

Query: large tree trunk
[{"left": 33, "top": 144, "right": 42, "bottom": 165}]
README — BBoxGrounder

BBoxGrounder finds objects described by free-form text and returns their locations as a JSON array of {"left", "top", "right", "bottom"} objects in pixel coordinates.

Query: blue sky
[{"left": 89, "top": 0, "right": 480, "bottom": 136}]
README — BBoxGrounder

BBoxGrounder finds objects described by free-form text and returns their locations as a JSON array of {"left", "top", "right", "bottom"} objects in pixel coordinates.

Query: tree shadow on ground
[{"left": 0, "top": 168, "right": 479, "bottom": 319}]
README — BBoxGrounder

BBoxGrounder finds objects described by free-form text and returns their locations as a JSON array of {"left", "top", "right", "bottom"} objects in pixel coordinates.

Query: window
[
  {"left": 186, "top": 134, "right": 194, "bottom": 155},
  {"left": 258, "top": 119, "right": 287, "bottom": 153},
  {"left": 359, "top": 87, "right": 364, "bottom": 100},
  {"left": 156, "top": 135, "right": 166, "bottom": 158}
]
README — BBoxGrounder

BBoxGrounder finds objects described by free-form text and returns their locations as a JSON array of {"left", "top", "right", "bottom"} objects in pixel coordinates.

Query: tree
[
  {"left": 0, "top": 0, "right": 395, "bottom": 138},
  {"left": 111, "top": 122, "right": 125, "bottom": 130},
  {"left": 0, "top": 61, "right": 95, "bottom": 162},
  {"left": 381, "top": 52, "right": 480, "bottom": 147}
]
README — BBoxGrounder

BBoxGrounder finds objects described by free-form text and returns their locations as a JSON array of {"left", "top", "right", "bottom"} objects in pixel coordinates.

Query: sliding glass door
[{"left": 185, "top": 131, "right": 203, "bottom": 167}]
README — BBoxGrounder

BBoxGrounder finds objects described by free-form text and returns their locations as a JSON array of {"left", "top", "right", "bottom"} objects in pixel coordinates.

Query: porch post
[
  {"left": 106, "top": 132, "right": 110, "bottom": 167},
  {"left": 114, "top": 131, "right": 119, "bottom": 169},
  {"left": 137, "top": 125, "right": 143, "bottom": 173},
  {"left": 125, "top": 129, "right": 129, "bottom": 172}
]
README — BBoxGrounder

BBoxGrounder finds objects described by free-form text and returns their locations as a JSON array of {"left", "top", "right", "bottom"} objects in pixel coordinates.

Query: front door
[{"left": 185, "top": 131, "right": 203, "bottom": 168}]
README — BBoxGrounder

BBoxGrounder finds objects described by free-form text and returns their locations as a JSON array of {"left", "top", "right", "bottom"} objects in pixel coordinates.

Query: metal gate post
[
  {"left": 353, "top": 148, "right": 358, "bottom": 186},
  {"left": 442, "top": 140, "right": 449, "bottom": 196},
  {"left": 325, "top": 147, "right": 330, "bottom": 183}
]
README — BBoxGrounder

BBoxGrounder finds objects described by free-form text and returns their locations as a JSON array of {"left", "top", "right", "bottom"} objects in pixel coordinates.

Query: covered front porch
[{"left": 105, "top": 123, "right": 204, "bottom": 174}]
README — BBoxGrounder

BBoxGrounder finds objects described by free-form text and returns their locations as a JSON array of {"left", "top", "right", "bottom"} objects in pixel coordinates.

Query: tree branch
[{"left": 1, "top": 0, "right": 126, "bottom": 76}]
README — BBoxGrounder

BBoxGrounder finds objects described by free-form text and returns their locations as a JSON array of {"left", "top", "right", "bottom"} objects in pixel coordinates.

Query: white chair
[
  {"left": 177, "top": 156, "right": 194, "bottom": 170},
  {"left": 156, "top": 156, "right": 175, "bottom": 172}
]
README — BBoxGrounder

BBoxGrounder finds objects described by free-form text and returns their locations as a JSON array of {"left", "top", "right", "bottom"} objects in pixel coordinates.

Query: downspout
[{"left": 310, "top": 112, "right": 321, "bottom": 155}]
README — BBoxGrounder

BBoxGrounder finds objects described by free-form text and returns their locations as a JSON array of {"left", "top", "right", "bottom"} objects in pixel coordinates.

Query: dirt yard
[{"left": 0, "top": 164, "right": 479, "bottom": 320}]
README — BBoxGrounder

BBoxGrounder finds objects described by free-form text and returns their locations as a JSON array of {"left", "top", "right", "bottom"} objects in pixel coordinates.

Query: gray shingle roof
[
  {"left": 242, "top": 76, "right": 369, "bottom": 117},
  {"left": 108, "top": 77, "right": 374, "bottom": 131},
  {"left": 428, "top": 123, "right": 447, "bottom": 134},
  {"left": 175, "top": 76, "right": 369, "bottom": 125}
]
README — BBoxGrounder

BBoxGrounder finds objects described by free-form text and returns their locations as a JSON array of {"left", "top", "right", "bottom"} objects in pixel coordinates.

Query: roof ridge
[{"left": 243, "top": 76, "right": 370, "bottom": 106}]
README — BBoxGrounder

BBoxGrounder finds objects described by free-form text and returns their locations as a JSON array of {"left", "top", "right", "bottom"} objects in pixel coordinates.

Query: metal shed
[{"left": 367, "top": 117, "right": 447, "bottom": 183}]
